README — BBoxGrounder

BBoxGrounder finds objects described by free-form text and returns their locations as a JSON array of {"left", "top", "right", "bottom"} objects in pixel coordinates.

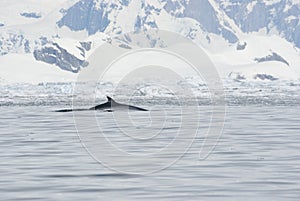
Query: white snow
[
  {"left": 145, "top": 0, "right": 165, "bottom": 9},
  {"left": 211, "top": 34, "right": 300, "bottom": 81},
  {"left": 290, "top": 0, "right": 300, "bottom": 4},
  {"left": 285, "top": 15, "right": 299, "bottom": 23},
  {"left": 246, "top": 1, "right": 257, "bottom": 13},
  {"left": 0, "top": 54, "right": 77, "bottom": 84},
  {"left": 109, "top": 0, "right": 143, "bottom": 34},
  {"left": 263, "top": 0, "right": 281, "bottom": 6},
  {"left": 0, "top": 0, "right": 71, "bottom": 27}
]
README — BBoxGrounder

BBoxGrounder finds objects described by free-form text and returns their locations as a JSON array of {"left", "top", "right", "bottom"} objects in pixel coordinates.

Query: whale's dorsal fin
[{"left": 106, "top": 96, "right": 115, "bottom": 103}]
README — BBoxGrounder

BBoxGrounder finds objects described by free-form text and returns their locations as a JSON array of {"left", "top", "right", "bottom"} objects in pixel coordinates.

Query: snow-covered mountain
[
  {"left": 216, "top": 0, "right": 300, "bottom": 47},
  {"left": 0, "top": 0, "right": 300, "bottom": 83}
]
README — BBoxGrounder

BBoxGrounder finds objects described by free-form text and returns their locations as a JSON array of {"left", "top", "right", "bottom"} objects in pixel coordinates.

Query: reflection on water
[{"left": 0, "top": 105, "right": 299, "bottom": 200}]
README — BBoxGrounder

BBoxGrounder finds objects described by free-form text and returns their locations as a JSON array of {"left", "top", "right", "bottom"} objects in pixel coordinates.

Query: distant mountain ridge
[
  {"left": 0, "top": 0, "right": 300, "bottom": 81},
  {"left": 56, "top": 0, "right": 300, "bottom": 47},
  {"left": 216, "top": 0, "right": 300, "bottom": 48}
]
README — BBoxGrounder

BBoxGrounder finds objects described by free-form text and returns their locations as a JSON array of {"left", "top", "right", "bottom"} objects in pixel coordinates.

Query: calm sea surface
[{"left": 0, "top": 104, "right": 299, "bottom": 200}]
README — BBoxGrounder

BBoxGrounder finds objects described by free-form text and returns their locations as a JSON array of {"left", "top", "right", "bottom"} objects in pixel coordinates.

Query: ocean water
[{"left": 0, "top": 82, "right": 300, "bottom": 200}]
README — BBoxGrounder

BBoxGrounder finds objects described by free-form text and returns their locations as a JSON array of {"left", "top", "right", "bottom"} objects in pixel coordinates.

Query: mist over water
[{"left": 0, "top": 80, "right": 299, "bottom": 106}]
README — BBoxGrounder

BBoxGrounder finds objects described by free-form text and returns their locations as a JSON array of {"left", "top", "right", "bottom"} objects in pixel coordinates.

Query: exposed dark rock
[
  {"left": 254, "top": 52, "right": 289, "bottom": 66},
  {"left": 79, "top": 41, "right": 92, "bottom": 51},
  {"left": 254, "top": 74, "right": 278, "bottom": 81},
  {"left": 20, "top": 12, "right": 41, "bottom": 19},
  {"left": 237, "top": 41, "right": 247, "bottom": 50},
  {"left": 33, "top": 42, "right": 89, "bottom": 73},
  {"left": 57, "top": 0, "right": 110, "bottom": 35}
]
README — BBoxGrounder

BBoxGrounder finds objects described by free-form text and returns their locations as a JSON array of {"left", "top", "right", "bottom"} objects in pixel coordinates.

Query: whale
[{"left": 56, "top": 96, "right": 148, "bottom": 112}]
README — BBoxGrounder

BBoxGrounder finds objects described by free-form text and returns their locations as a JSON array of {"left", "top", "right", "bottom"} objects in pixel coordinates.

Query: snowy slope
[
  {"left": 0, "top": 0, "right": 70, "bottom": 27},
  {"left": 0, "top": 54, "right": 76, "bottom": 84},
  {"left": 212, "top": 34, "right": 300, "bottom": 81}
]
